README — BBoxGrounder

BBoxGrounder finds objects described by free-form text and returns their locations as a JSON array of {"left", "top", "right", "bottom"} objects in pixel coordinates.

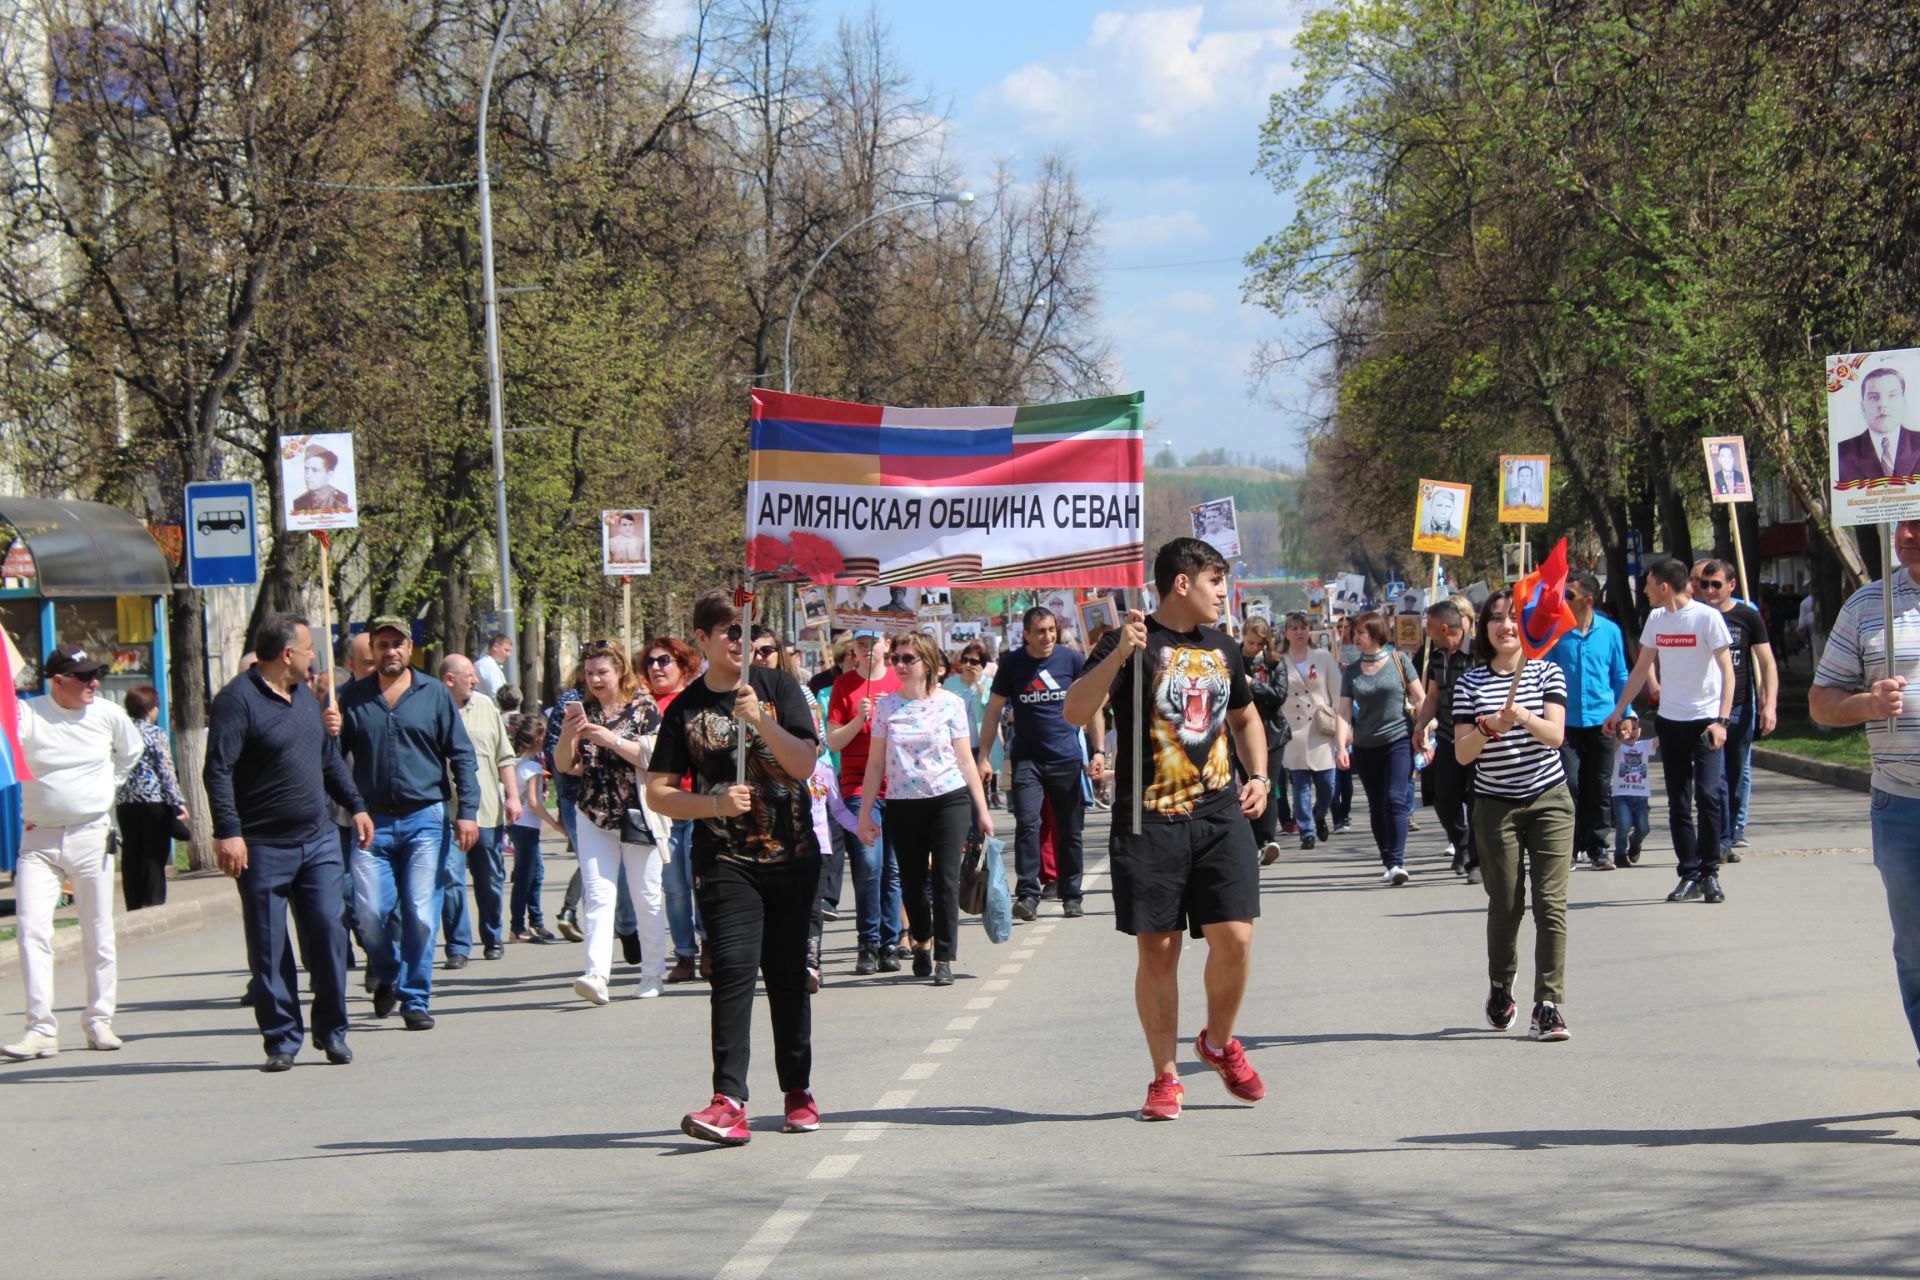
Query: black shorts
[{"left": 1109, "top": 804, "right": 1261, "bottom": 938}]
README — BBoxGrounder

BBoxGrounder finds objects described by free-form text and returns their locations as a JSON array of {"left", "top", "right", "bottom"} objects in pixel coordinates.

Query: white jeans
[
  {"left": 575, "top": 817, "right": 666, "bottom": 983},
  {"left": 16, "top": 815, "right": 116, "bottom": 1037}
]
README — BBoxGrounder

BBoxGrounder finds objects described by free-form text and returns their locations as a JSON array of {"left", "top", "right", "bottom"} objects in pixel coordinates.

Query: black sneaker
[
  {"left": 932, "top": 961, "right": 954, "bottom": 987},
  {"left": 1062, "top": 900, "right": 1085, "bottom": 918},
  {"left": 1626, "top": 838, "right": 1643, "bottom": 866},
  {"left": 1724, "top": 847, "right": 1743, "bottom": 863},
  {"left": 1701, "top": 874, "right": 1726, "bottom": 904},
  {"left": 1529, "top": 1002, "right": 1570, "bottom": 1041},
  {"left": 619, "top": 932, "right": 641, "bottom": 966},
  {"left": 912, "top": 949, "right": 933, "bottom": 978},
  {"left": 1316, "top": 820, "right": 1330, "bottom": 841},
  {"left": 261, "top": 1052, "right": 296, "bottom": 1073},
  {"left": 372, "top": 983, "right": 397, "bottom": 1019},
  {"left": 1465, "top": 867, "right": 1482, "bottom": 885},
  {"left": 1013, "top": 897, "right": 1038, "bottom": 922},
  {"left": 1040, "top": 883, "right": 1058, "bottom": 900},
  {"left": 854, "top": 949, "right": 878, "bottom": 976},
  {"left": 1485, "top": 983, "right": 1517, "bottom": 1032},
  {"left": 877, "top": 949, "right": 902, "bottom": 974},
  {"left": 1300, "top": 835, "right": 1317, "bottom": 850},
  {"left": 403, "top": 1009, "right": 436, "bottom": 1031},
  {"left": 320, "top": 1033, "right": 353, "bottom": 1065},
  {"left": 1667, "top": 876, "right": 1702, "bottom": 903},
  {"left": 483, "top": 944, "right": 504, "bottom": 960},
  {"left": 445, "top": 953, "right": 469, "bottom": 970}
]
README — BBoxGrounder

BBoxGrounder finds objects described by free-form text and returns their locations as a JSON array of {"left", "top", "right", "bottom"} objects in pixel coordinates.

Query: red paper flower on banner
[
  {"left": 786, "top": 531, "right": 846, "bottom": 584},
  {"left": 744, "top": 534, "right": 791, "bottom": 575}
]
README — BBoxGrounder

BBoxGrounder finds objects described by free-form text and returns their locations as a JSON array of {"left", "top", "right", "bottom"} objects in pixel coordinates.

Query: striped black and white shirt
[{"left": 1452, "top": 660, "right": 1568, "bottom": 800}]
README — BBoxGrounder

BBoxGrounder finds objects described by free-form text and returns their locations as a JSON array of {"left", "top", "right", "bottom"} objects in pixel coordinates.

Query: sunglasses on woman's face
[
  {"left": 752, "top": 644, "right": 777, "bottom": 658},
  {"left": 643, "top": 654, "right": 675, "bottom": 668},
  {"left": 888, "top": 653, "right": 922, "bottom": 666},
  {"left": 958, "top": 657, "right": 981, "bottom": 667}
]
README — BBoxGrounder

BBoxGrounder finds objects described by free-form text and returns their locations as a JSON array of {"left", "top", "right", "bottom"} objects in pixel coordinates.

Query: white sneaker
[
  {"left": 1379, "top": 868, "right": 1397, "bottom": 885},
  {"left": 1389, "top": 866, "right": 1410, "bottom": 886},
  {"left": 85, "top": 1023, "right": 123, "bottom": 1051},
  {"left": 634, "top": 977, "right": 665, "bottom": 999},
  {"left": 1259, "top": 841, "right": 1282, "bottom": 866},
  {"left": 2, "top": 1030, "right": 59, "bottom": 1060},
  {"left": 572, "top": 974, "right": 611, "bottom": 1006}
]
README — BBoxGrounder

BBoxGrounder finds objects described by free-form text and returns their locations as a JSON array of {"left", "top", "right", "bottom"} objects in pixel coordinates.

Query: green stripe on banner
[{"left": 1010, "top": 391, "right": 1145, "bottom": 437}]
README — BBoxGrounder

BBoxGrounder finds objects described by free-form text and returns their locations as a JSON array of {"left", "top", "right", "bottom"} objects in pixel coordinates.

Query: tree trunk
[{"left": 167, "top": 587, "right": 217, "bottom": 872}]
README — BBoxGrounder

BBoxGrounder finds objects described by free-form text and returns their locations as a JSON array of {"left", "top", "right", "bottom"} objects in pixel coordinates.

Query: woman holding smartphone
[{"left": 857, "top": 632, "right": 994, "bottom": 987}]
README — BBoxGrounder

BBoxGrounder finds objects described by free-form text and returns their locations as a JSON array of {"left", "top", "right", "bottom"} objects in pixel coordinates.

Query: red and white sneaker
[
  {"left": 681, "top": 1094, "right": 751, "bottom": 1146},
  {"left": 783, "top": 1088, "right": 821, "bottom": 1133},
  {"left": 1195, "top": 1027, "right": 1266, "bottom": 1102},
  {"left": 1139, "top": 1073, "right": 1184, "bottom": 1121}
]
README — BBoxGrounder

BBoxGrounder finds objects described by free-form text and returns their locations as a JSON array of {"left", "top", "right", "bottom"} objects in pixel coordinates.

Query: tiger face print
[{"left": 1147, "top": 644, "right": 1233, "bottom": 815}]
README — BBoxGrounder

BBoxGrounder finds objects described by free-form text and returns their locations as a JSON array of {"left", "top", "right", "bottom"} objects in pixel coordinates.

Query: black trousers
[
  {"left": 1655, "top": 717, "right": 1725, "bottom": 878},
  {"left": 1561, "top": 725, "right": 1617, "bottom": 861},
  {"left": 888, "top": 788, "right": 971, "bottom": 962},
  {"left": 696, "top": 854, "right": 820, "bottom": 1102},
  {"left": 115, "top": 801, "right": 175, "bottom": 911},
  {"left": 1234, "top": 742, "right": 1289, "bottom": 845},
  {"left": 1010, "top": 759, "right": 1085, "bottom": 902},
  {"left": 1427, "top": 741, "right": 1477, "bottom": 868},
  {"left": 238, "top": 833, "right": 348, "bottom": 1055}
]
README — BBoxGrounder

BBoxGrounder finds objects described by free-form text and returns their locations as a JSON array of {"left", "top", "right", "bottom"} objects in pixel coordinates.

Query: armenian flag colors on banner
[
  {"left": 746, "top": 390, "right": 1144, "bottom": 588},
  {"left": 0, "top": 624, "right": 32, "bottom": 785},
  {"left": 1514, "top": 537, "right": 1576, "bottom": 660}
]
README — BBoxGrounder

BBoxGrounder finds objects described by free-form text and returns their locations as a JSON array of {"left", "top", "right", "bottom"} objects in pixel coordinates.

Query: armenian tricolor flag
[
  {"left": 1514, "top": 537, "right": 1576, "bottom": 660},
  {"left": 0, "top": 623, "right": 31, "bottom": 785},
  {"left": 747, "top": 390, "right": 1145, "bottom": 588}
]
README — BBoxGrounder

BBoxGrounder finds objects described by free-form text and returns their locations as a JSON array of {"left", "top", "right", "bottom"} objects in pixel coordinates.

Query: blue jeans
[
  {"left": 1352, "top": 738, "right": 1412, "bottom": 868},
  {"left": 353, "top": 802, "right": 446, "bottom": 1012},
  {"left": 507, "top": 824, "right": 546, "bottom": 930},
  {"left": 1289, "top": 768, "right": 1334, "bottom": 835},
  {"left": 441, "top": 825, "right": 505, "bottom": 952},
  {"left": 1869, "top": 789, "right": 1920, "bottom": 1065},
  {"left": 1720, "top": 702, "right": 1756, "bottom": 846},
  {"left": 1611, "top": 795, "right": 1650, "bottom": 862},
  {"left": 847, "top": 795, "right": 902, "bottom": 953},
  {"left": 663, "top": 818, "right": 700, "bottom": 960}
]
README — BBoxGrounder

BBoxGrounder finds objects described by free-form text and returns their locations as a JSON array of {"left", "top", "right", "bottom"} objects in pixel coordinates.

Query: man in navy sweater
[{"left": 205, "top": 614, "right": 373, "bottom": 1071}]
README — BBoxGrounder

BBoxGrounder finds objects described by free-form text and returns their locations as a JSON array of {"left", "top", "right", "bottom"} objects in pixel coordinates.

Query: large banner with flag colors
[{"left": 746, "top": 390, "right": 1145, "bottom": 588}]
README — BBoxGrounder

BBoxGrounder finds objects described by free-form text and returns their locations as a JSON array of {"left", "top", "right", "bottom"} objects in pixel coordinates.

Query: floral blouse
[
  {"left": 576, "top": 693, "right": 662, "bottom": 831},
  {"left": 117, "top": 719, "right": 185, "bottom": 808}
]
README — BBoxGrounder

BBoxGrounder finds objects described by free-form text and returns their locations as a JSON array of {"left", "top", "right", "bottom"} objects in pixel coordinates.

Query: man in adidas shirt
[
  {"left": 1605, "top": 558, "right": 1735, "bottom": 903},
  {"left": 979, "top": 607, "right": 1099, "bottom": 919}
]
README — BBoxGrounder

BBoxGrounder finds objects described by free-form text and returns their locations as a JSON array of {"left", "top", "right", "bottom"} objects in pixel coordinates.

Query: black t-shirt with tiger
[{"left": 1086, "top": 617, "right": 1254, "bottom": 822}]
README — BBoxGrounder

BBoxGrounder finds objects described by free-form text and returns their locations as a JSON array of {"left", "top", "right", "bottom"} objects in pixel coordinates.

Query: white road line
[
  {"left": 982, "top": 979, "right": 1010, "bottom": 991},
  {"left": 924, "top": 1039, "right": 961, "bottom": 1055},
  {"left": 808, "top": 1154, "right": 861, "bottom": 1181},
  {"left": 965, "top": 997, "right": 995, "bottom": 1011},
  {"left": 946, "top": 1016, "right": 979, "bottom": 1031},
  {"left": 1011, "top": 950, "right": 1036, "bottom": 960},
  {"left": 714, "top": 1192, "right": 830, "bottom": 1279},
  {"left": 842, "top": 1122, "right": 888, "bottom": 1143},
  {"left": 876, "top": 1090, "right": 917, "bottom": 1109},
  {"left": 901, "top": 1061, "right": 940, "bottom": 1081},
  {"left": 996, "top": 963, "right": 1023, "bottom": 975}
]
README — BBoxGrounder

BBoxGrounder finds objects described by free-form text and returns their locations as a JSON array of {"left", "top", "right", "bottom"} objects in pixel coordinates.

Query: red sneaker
[
  {"left": 1195, "top": 1027, "right": 1266, "bottom": 1102},
  {"left": 783, "top": 1088, "right": 821, "bottom": 1133},
  {"left": 1139, "top": 1073, "right": 1184, "bottom": 1121},
  {"left": 681, "top": 1094, "right": 750, "bottom": 1146}
]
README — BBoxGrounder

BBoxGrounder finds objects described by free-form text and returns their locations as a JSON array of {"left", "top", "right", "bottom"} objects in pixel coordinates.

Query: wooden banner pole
[
  {"left": 1728, "top": 511, "right": 1752, "bottom": 612},
  {"left": 316, "top": 533, "right": 338, "bottom": 711},
  {"left": 1885, "top": 522, "right": 1899, "bottom": 733},
  {"left": 621, "top": 576, "right": 632, "bottom": 661}
]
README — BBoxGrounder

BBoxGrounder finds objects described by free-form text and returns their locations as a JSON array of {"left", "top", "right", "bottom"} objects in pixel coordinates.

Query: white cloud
[
  {"left": 1104, "top": 208, "right": 1208, "bottom": 249},
  {"left": 979, "top": 6, "right": 1296, "bottom": 149},
  {"left": 1163, "top": 288, "right": 1219, "bottom": 315}
]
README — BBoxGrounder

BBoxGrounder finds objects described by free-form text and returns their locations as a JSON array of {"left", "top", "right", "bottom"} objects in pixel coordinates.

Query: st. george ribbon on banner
[{"left": 745, "top": 389, "right": 1145, "bottom": 589}]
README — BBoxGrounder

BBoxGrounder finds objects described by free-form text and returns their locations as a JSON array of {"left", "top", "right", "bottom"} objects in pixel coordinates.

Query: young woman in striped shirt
[{"left": 1452, "top": 589, "right": 1575, "bottom": 1042}]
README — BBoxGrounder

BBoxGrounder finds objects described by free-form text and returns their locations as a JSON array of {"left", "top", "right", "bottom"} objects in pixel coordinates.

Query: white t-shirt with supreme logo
[{"left": 1640, "top": 598, "right": 1732, "bottom": 721}]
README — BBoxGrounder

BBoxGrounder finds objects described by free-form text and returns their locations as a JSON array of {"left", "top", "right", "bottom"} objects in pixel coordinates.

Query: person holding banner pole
[
  {"left": 1810, "top": 518, "right": 1920, "bottom": 1066},
  {"left": 1067, "top": 538, "right": 1270, "bottom": 1121}
]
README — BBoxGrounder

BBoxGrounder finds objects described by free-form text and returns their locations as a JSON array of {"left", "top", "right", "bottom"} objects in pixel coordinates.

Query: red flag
[
  {"left": 0, "top": 624, "right": 32, "bottom": 783},
  {"left": 1515, "top": 538, "right": 1576, "bottom": 660}
]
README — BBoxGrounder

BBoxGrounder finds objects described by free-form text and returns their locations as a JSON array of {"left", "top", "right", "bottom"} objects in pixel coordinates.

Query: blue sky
[{"left": 804, "top": 0, "right": 1310, "bottom": 465}]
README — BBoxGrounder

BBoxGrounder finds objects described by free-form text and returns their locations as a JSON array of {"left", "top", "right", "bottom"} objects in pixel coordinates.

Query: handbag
[
  {"left": 1390, "top": 650, "right": 1419, "bottom": 725},
  {"left": 1304, "top": 662, "right": 1340, "bottom": 738},
  {"left": 618, "top": 807, "right": 656, "bottom": 846},
  {"left": 981, "top": 837, "right": 1012, "bottom": 944},
  {"left": 959, "top": 828, "right": 989, "bottom": 916}
]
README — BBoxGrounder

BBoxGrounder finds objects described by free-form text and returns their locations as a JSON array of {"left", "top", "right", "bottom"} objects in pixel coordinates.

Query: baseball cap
[
  {"left": 367, "top": 615, "right": 411, "bottom": 638},
  {"left": 851, "top": 628, "right": 883, "bottom": 640},
  {"left": 45, "top": 644, "right": 106, "bottom": 678}
]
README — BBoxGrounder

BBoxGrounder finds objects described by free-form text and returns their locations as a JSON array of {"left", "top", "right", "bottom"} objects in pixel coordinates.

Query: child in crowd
[
  {"left": 508, "top": 716, "right": 568, "bottom": 942},
  {"left": 1610, "top": 735, "right": 1654, "bottom": 867}
]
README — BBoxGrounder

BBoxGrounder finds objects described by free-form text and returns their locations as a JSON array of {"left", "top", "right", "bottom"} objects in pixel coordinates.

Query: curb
[
  {"left": 1753, "top": 746, "right": 1871, "bottom": 794},
  {"left": 0, "top": 883, "right": 240, "bottom": 980}
]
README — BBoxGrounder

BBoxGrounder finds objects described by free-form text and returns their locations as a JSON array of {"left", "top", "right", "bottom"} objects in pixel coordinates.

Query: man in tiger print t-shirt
[{"left": 1067, "top": 537, "right": 1272, "bottom": 1124}]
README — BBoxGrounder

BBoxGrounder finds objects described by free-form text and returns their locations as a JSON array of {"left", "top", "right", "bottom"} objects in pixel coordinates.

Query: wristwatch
[
  {"left": 1712, "top": 717, "right": 1729, "bottom": 728},
  {"left": 1249, "top": 774, "right": 1272, "bottom": 788}
]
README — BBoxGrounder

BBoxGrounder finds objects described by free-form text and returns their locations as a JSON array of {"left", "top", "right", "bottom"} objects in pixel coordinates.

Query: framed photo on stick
[
  {"left": 1702, "top": 437, "right": 1751, "bottom": 504},
  {"left": 602, "top": 509, "right": 652, "bottom": 575},
  {"left": 1189, "top": 497, "right": 1241, "bottom": 558},
  {"left": 1411, "top": 479, "right": 1471, "bottom": 558},
  {"left": 279, "top": 433, "right": 357, "bottom": 532},
  {"left": 1497, "top": 455, "right": 1549, "bottom": 523}
]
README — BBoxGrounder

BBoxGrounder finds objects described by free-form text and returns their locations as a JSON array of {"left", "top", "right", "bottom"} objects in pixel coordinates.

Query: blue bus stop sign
[{"left": 184, "top": 481, "right": 260, "bottom": 587}]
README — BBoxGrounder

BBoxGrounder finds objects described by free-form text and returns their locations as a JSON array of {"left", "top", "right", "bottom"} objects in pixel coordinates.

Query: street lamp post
[
  {"left": 780, "top": 191, "right": 974, "bottom": 394},
  {"left": 478, "top": 1, "right": 518, "bottom": 665}
]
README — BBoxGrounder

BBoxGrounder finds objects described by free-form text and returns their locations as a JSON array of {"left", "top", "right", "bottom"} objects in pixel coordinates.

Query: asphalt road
[{"left": 3, "top": 767, "right": 1916, "bottom": 1279}]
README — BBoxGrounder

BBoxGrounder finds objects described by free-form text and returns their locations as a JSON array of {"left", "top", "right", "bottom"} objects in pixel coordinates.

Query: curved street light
[{"left": 780, "top": 191, "right": 975, "bottom": 394}]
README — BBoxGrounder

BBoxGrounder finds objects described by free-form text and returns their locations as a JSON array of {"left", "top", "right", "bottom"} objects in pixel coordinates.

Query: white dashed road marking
[{"left": 714, "top": 1192, "right": 830, "bottom": 1279}]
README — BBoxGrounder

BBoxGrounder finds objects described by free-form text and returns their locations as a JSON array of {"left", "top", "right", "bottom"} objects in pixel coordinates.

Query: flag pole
[
  {"left": 1885, "top": 521, "right": 1899, "bottom": 734},
  {"left": 737, "top": 580, "right": 754, "bottom": 786},
  {"left": 316, "top": 532, "right": 338, "bottom": 711},
  {"left": 1133, "top": 572, "right": 1148, "bottom": 837}
]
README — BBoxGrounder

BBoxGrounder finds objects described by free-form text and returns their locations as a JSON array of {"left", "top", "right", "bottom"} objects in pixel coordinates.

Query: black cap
[{"left": 45, "top": 644, "right": 106, "bottom": 678}]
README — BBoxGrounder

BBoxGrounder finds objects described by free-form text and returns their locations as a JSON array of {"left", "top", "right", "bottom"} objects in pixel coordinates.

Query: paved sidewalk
[{"left": 1, "top": 772, "right": 1913, "bottom": 1278}]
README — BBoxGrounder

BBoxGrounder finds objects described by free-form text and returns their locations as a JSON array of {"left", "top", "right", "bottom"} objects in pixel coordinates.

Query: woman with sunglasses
[
  {"left": 943, "top": 643, "right": 1001, "bottom": 809},
  {"left": 555, "top": 639, "right": 670, "bottom": 1003},
  {"left": 1452, "top": 589, "right": 1573, "bottom": 1041},
  {"left": 857, "top": 632, "right": 994, "bottom": 986},
  {"left": 642, "top": 636, "right": 705, "bottom": 983}
]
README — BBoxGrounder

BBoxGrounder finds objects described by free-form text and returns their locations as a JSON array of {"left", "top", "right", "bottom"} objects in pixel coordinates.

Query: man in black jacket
[{"left": 205, "top": 613, "right": 373, "bottom": 1071}]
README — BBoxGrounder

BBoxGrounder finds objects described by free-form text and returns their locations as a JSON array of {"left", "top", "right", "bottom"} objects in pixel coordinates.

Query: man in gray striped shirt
[{"left": 1811, "top": 519, "right": 1920, "bottom": 1068}]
